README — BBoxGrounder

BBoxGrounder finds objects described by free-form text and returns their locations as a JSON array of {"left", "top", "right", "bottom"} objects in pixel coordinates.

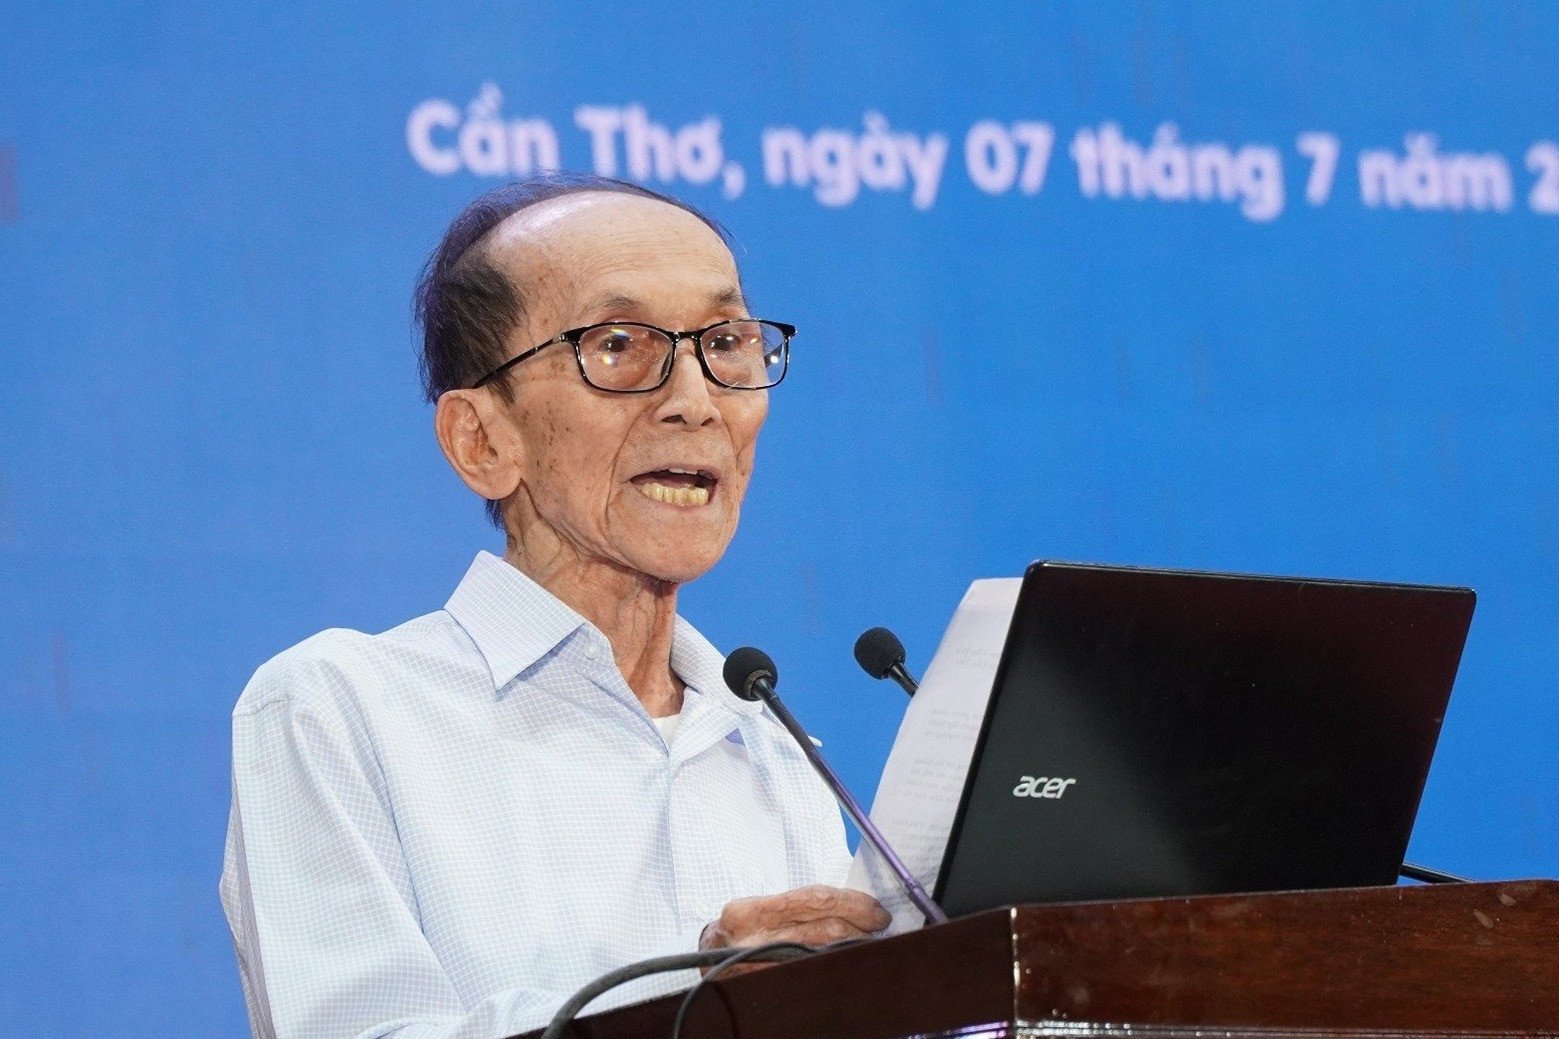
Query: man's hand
[{"left": 699, "top": 885, "right": 891, "bottom": 955}]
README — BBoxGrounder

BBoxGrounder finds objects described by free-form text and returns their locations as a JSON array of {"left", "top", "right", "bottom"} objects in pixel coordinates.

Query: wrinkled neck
[{"left": 504, "top": 532, "right": 684, "bottom": 718}]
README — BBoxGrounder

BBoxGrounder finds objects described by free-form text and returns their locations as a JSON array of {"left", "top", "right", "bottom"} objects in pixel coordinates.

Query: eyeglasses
[{"left": 470, "top": 319, "right": 795, "bottom": 393}]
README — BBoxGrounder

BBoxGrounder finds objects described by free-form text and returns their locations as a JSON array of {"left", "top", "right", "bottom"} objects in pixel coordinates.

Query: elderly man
[{"left": 220, "top": 173, "right": 889, "bottom": 1039}]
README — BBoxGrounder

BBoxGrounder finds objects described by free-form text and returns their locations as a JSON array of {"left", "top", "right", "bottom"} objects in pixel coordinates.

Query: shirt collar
[
  {"left": 445, "top": 551, "right": 586, "bottom": 690},
  {"left": 670, "top": 614, "right": 762, "bottom": 717},
  {"left": 444, "top": 551, "right": 762, "bottom": 717}
]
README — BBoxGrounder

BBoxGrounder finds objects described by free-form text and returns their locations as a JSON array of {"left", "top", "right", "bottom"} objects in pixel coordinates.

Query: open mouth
[{"left": 630, "top": 468, "right": 718, "bottom": 507}]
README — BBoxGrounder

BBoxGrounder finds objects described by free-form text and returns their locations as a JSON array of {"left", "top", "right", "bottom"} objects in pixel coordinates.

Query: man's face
[{"left": 484, "top": 192, "right": 768, "bottom": 586}]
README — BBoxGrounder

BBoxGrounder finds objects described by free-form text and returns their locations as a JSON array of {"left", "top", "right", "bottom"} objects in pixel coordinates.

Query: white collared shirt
[{"left": 220, "top": 551, "right": 850, "bottom": 1039}]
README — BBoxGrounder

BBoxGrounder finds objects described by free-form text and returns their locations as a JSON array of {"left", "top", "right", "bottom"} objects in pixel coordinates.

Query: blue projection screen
[{"left": 1, "top": 3, "right": 1556, "bottom": 1036}]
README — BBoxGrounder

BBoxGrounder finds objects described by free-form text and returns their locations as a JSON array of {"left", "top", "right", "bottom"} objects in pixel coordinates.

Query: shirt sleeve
[{"left": 220, "top": 658, "right": 653, "bottom": 1039}]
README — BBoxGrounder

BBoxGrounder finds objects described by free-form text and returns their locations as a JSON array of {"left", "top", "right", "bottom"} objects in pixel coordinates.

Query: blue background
[{"left": 2, "top": 3, "right": 1556, "bottom": 1035}]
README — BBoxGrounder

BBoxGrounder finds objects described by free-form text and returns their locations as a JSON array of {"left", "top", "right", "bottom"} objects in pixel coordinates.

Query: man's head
[{"left": 419, "top": 176, "right": 770, "bottom": 588}]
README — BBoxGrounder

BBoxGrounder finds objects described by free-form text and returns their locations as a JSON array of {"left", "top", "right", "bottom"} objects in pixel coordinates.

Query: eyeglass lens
[{"left": 577, "top": 321, "right": 787, "bottom": 391}]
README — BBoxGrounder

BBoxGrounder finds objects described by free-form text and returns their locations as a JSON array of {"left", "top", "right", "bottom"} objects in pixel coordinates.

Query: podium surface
[{"left": 527, "top": 881, "right": 1559, "bottom": 1039}]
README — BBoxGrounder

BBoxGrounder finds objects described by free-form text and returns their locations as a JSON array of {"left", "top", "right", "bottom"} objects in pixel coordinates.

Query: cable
[
  {"left": 1400, "top": 861, "right": 1469, "bottom": 884},
  {"left": 540, "top": 945, "right": 815, "bottom": 1039},
  {"left": 669, "top": 942, "right": 817, "bottom": 1039}
]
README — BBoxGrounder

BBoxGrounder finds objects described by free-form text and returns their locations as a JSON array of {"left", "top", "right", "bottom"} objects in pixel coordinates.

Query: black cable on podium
[
  {"left": 539, "top": 943, "right": 816, "bottom": 1039},
  {"left": 669, "top": 940, "right": 824, "bottom": 1039}
]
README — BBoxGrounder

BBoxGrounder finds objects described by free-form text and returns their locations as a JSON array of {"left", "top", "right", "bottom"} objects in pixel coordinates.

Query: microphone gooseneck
[
  {"left": 723, "top": 645, "right": 947, "bottom": 925},
  {"left": 853, "top": 626, "right": 919, "bottom": 695}
]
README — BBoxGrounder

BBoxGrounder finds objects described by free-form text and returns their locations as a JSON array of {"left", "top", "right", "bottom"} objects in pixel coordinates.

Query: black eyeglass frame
[{"left": 469, "top": 319, "right": 796, "bottom": 393}]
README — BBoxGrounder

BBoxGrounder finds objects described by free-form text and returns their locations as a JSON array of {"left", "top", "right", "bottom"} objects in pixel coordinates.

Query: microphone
[
  {"left": 723, "top": 647, "right": 948, "bottom": 925},
  {"left": 855, "top": 627, "right": 1470, "bottom": 887},
  {"left": 853, "top": 627, "right": 918, "bottom": 696}
]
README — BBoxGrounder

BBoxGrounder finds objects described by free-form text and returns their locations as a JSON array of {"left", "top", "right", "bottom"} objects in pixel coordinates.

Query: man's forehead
[
  {"left": 482, "top": 191, "right": 741, "bottom": 314},
  {"left": 482, "top": 191, "right": 728, "bottom": 266},
  {"left": 487, "top": 191, "right": 618, "bottom": 243}
]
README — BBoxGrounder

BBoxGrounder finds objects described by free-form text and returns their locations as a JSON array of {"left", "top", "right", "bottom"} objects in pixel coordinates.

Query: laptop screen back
[{"left": 934, "top": 562, "right": 1475, "bottom": 915}]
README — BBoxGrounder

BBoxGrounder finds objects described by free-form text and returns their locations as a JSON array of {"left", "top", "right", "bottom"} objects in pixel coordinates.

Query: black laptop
[{"left": 933, "top": 561, "right": 1476, "bottom": 915}]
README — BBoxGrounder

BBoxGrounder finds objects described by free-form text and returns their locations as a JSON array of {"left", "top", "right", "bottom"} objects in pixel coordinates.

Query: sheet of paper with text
[{"left": 846, "top": 578, "right": 1022, "bottom": 933}]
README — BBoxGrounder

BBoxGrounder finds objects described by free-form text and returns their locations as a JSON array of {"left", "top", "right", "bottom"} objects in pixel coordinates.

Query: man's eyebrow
[
  {"left": 576, "top": 293, "right": 643, "bottom": 318},
  {"left": 577, "top": 288, "right": 748, "bottom": 319}
]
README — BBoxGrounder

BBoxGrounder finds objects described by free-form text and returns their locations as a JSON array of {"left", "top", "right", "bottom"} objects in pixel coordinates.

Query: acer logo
[{"left": 1012, "top": 775, "right": 1076, "bottom": 799}]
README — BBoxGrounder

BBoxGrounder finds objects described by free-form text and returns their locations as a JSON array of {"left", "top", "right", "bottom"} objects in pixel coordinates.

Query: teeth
[{"left": 638, "top": 482, "right": 711, "bottom": 507}]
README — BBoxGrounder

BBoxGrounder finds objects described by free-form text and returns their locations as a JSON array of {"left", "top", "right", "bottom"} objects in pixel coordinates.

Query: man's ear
[{"left": 434, "top": 389, "right": 524, "bottom": 503}]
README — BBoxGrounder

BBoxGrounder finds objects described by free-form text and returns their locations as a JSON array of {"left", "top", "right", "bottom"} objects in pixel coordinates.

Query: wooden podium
[{"left": 529, "top": 881, "right": 1559, "bottom": 1039}]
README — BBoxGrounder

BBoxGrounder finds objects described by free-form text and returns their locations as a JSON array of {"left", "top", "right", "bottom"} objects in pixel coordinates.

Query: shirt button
[{"left": 584, "top": 642, "right": 599, "bottom": 660}]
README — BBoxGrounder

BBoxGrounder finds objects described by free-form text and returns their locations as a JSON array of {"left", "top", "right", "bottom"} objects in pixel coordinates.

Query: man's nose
[{"left": 655, "top": 338, "right": 720, "bottom": 426}]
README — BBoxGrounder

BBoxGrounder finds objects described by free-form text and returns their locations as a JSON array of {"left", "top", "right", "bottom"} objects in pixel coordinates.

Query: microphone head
[
  {"left": 854, "top": 626, "right": 907, "bottom": 680},
  {"left": 723, "top": 646, "right": 778, "bottom": 702}
]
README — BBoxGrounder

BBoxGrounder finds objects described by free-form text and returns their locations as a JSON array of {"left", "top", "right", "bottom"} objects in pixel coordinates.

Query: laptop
[{"left": 933, "top": 561, "right": 1476, "bottom": 915}]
